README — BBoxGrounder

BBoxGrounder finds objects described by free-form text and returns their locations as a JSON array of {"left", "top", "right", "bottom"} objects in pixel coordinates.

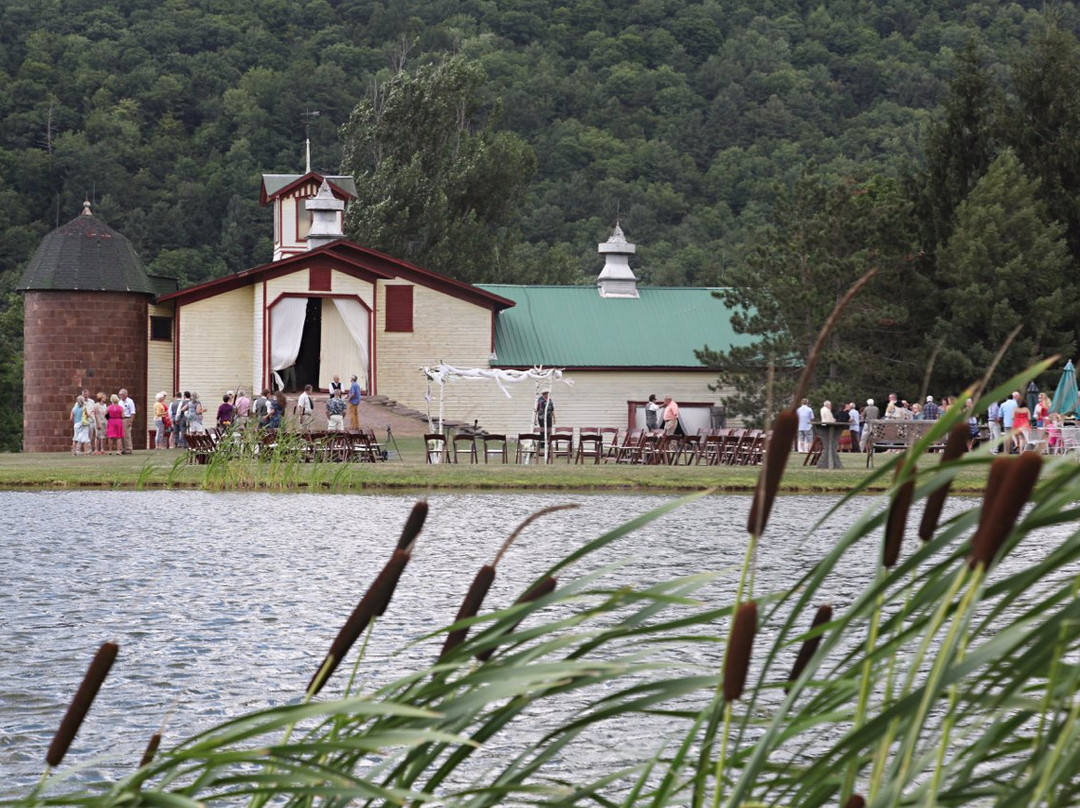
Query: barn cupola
[
  {"left": 305, "top": 179, "right": 345, "bottom": 249},
  {"left": 597, "top": 222, "right": 639, "bottom": 298},
  {"left": 260, "top": 172, "right": 358, "bottom": 261}
]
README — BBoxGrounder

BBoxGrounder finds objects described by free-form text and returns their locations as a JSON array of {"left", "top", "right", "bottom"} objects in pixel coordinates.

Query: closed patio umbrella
[
  {"left": 1026, "top": 380, "right": 1039, "bottom": 413},
  {"left": 1050, "top": 360, "right": 1079, "bottom": 416}
]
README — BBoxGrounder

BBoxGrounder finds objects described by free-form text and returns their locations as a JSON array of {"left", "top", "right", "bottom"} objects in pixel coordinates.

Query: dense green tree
[
  {"left": 697, "top": 169, "right": 922, "bottom": 424},
  {"left": 931, "top": 150, "right": 1076, "bottom": 394},
  {"left": 914, "top": 38, "right": 1003, "bottom": 256},
  {"left": 1006, "top": 23, "right": 1080, "bottom": 263},
  {"left": 340, "top": 56, "right": 536, "bottom": 284},
  {"left": 0, "top": 293, "right": 23, "bottom": 452}
]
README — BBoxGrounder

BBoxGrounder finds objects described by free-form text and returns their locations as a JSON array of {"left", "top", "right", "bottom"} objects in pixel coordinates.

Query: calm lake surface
[{"left": 0, "top": 489, "right": 1059, "bottom": 796}]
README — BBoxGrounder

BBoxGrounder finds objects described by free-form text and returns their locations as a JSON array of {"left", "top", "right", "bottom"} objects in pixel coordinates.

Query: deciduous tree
[
  {"left": 340, "top": 57, "right": 536, "bottom": 284},
  {"left": 698, "top": 169, "right": 922, "bottom": 424}
]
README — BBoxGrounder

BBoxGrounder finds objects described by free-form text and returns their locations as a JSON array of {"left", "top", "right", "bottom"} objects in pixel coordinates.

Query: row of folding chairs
[
  {"left": 187, "top": 428, "right": 385, "bottom": 464},
  {"left": 425, "top": 430, "right": 617, "bottom": 464},
  {"left": 423, "top": 428, "right": 769, "bottom": 466},
  {"left": 608, "top": 428, "right": 768, "bottom": 466}
]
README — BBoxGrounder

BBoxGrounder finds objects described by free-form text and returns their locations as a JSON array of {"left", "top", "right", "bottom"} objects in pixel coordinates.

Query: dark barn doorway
[{"left": 292, "top": 298, "right": 322, "bottom": 391}]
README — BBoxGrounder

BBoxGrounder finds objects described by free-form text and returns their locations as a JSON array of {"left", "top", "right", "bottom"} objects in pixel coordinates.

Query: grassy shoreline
[{"left": 0, "top": 435, "right": 993, "bottom": 493}]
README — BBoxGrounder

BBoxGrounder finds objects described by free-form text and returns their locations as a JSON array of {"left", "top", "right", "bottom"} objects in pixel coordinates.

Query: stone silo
[{"left": 18, "top": 202, "right": 154, "bottom": 452}]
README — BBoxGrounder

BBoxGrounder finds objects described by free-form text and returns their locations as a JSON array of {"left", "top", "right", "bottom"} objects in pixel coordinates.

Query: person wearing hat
[{"left": 923, "top": 395, "right": 941, "bottom": 421}]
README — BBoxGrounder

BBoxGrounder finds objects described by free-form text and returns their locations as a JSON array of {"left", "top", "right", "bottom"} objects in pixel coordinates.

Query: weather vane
[{"left": 301, "top": 110, "right": 321, "bottom": 173}]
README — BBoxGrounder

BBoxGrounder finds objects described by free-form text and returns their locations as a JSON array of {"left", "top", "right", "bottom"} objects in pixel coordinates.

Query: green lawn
[{"left": 0, "top": 436, "right": 996, "bottom": 493}]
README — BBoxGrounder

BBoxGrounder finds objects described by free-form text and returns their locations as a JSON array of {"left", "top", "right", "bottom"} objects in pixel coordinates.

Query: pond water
[{"left": 0, "top": 488, "right": 1058, "bottom": 797}]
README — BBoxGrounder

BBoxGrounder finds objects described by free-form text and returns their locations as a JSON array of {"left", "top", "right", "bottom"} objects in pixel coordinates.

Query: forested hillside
[{"left": 3, "top": 0, "right": 1080, "bottom": 444}]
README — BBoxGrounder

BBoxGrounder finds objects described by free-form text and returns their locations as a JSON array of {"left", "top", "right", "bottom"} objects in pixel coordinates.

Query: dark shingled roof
[{"left": 18, "top": 207, "right": 154, "bottom": 294}]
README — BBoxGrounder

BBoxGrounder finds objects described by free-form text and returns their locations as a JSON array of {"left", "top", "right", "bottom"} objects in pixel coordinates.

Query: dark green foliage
[
  {"left": 0, "top": 1, "right": 1079, "bottom": 440},
  {"left": 0, "top": 293, "right": 23, "bottom": 452},
  {"left": 931, "top": 151, "right": 1076, "bottom": 393},
  {"left": 340, "top": 57, "right": 536, "bottom": 284},
  {"left": 697, "top": 170, "right": 923, "bottom": 424}
]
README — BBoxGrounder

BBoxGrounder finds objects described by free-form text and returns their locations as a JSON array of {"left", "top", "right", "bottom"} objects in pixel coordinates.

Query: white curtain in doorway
[
  {"left": 332, "top": 298, "right": 370, "bottom": 383},
  {"left": 269, "top": 297, "right": 308, "bottom": 389}
]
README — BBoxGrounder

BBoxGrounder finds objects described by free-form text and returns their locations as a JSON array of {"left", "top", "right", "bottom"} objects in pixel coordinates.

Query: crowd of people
[
  {"left": 69, "top": 375, "right": 368, "bottom": 455},
  {"left": 794, "top": 389, "right": 1060, "bottom": 454},
  {"left": 69, "top": 388, "right": 136, "bottom": 456}
]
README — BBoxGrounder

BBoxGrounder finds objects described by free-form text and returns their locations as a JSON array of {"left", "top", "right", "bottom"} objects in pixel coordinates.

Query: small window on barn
[
  {"left": 150, "top": 316, "right": 173, "bottom": 342},
  {"left": 309, "top": 266, "right": 331, "bottom": 291},
  {"left": 385, "top": 285, "right": 414, "bottom": 332}
]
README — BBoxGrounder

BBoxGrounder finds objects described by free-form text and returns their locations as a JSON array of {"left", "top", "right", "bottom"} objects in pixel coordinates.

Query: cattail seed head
[
  {"left": 441, "top": 564, "right": 496, "bottom": 659},
  {"left": 396, "top": 501, "right": 428, "bottom": 553},
  {"left": 975, "top": 456, "right": 1013, "bottom": 537},
  {"left": 918, "top": 423, "right": 970, "bottom": 542},
  {"left": 139, "top": 732, "right": 162, "bottom": 768},
  {"left": 723, "top": 601, "right": 757, "bottom": 703},
  {"left": 786, "top": 604, "right": 832, "bottom": 692},
  {"left": 308, "top": 549, "right": 412, "bottom": 696},
  {"left": 747, "top": 410, "right": 798, "bottom": 537},
  {"left": 843, "top": 795, "right": 866, "bottom": 808},
  {"left": 373, "top": 549, "right": 411, "bottom": 617},
  {"left": 970, "top": 453, "right": 1041, "bottom": 570},
  {"left": 46, "top": 641, "right": 119, "bottom": 768},
  {"left": 477, "top": 576, "right": 558, "bottom": 662},
  {"left": 883, "top": 465, "right": 914, "bottom": 569}
]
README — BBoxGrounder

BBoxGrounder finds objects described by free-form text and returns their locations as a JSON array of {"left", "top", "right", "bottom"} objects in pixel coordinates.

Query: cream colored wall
[
  {"left": 399, "top": 370, "right": 721, "bottom": 435},
  {"left": 146, "top": 302, "right": 175, "bottom": 419},
  {"left": 374, "top": 282, "right": 492, "bottom": 402},
  {"left": 177, "top": 287, "right": 254, "bottom": 426}
]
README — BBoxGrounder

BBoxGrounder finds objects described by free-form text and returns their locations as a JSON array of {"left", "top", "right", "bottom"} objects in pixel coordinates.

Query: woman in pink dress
[{"left": 106, "top": 394, "right": 125, "bottom": 455}]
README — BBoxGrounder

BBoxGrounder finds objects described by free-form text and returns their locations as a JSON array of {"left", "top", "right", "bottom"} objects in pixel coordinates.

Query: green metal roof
[{"left": 477, "top": 284, "right": 750, "bottom": 368}]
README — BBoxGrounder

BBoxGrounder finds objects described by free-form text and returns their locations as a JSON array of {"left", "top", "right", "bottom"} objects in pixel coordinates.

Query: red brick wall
[{"left": 23, "top": 291, "right": 149, "bottom": 453}]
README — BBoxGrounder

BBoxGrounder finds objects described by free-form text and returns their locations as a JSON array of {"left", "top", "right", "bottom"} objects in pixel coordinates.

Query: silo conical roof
[{"left": 17, "top": 202, "right": 154, "bottom": 294}]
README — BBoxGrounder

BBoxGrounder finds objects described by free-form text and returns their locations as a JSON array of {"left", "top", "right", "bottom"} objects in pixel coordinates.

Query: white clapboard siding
[
  {"left": 177, "top": 287, "right": 254, "bottom": 419},
  {"left": 146, "top": 302, "right": 176, "bottom": 416},
  {"left": 384, "top": 369, "right": 727, "bottom": 435}
]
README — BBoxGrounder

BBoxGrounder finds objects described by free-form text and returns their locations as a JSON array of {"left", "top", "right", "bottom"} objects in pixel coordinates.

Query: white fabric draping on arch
[
  {"left": 331, "top": 298, "right": 370, "bottom": 382},
  {"left": 420, "top": 363, "right": 575, "bottom": 433},
  {"left": 269, "top": 297, "right": 308, "bottom": 389},
  {"left": 421, "top": 363, "right": 574, "bottom": 398}
]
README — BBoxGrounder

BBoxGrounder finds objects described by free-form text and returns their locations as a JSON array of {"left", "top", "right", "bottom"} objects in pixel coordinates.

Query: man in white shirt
[
  {"left": 796, "top": 398, "right": 814, "bottom": 453},
  {"left": 118, "top": 388, "right": 136, "bottom": 454},
  {"left": 296, "top": 384, "right": 315, "bottom": 431}
]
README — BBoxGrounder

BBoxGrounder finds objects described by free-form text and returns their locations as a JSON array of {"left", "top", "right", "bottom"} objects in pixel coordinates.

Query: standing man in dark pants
[{"left": 536, "top": 391, "right": 554, "bottom": 452}]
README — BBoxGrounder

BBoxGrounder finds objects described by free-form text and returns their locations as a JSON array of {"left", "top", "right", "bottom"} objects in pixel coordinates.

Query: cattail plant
[
  {"left": 440, "top": 504, "right": 577, "bottom": 660},
  {"left": 883, "top": 461, "right": 915, "bottom": 569},
  {"left": 843, "top": 795, "right": 866, "bottom": 808},
  {"left": 917, "top": 422, "right": 971, "bottom": 542},
  {"left": 475, "top": 576, "right": 558, "bottom": 662},
  {"left": 969, "top": 453, "right": 1042, "bottom": 570},
  {"left": 45, "top": 641, "right": 118, "bottom": 769},
  {"left": 787, "top": 604, "right": 832, "bottom": 693},
  {"left": 138, "top": 732, "right": 161, "bottom": 768},
  {"left": 747, "top": 409, "right": 799, "bottom": 538},
  {"left": 307, "top": 502, "right": 427, "bottom": 697},
  {"left": 723, "top": 601, "right": 757, "bottom": 703}
]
